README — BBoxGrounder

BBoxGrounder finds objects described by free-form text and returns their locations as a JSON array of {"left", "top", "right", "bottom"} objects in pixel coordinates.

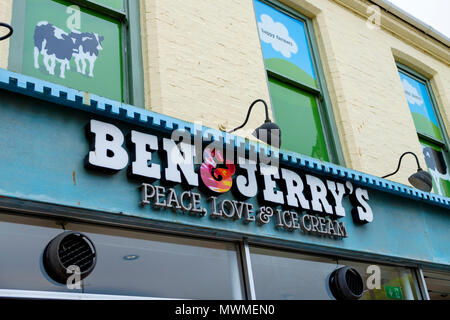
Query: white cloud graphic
[
  {"left": 402, "top": 79, "right": 424, "bottom": 106},
  {"left": 258, "top": 14, "right": 298, "bottom": 58}
]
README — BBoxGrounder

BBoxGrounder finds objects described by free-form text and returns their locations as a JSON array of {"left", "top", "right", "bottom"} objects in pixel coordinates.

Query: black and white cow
[
  {"left": 33, "top": 21, "right": 104, "bottom": 79},
  {"left": 34, "top": 21, "right": 73, "bottom": 78},
  {"left": 423, "top": 146, "right": 450, "bottom": 195},
  {"left": 71, "top": 31, "right": 104, "bottom": 78}
]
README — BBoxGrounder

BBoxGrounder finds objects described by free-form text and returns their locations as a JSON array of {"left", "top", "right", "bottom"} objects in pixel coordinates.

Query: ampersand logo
[{"left": 200, "top": 147, "right": 235, "bottom": 193}]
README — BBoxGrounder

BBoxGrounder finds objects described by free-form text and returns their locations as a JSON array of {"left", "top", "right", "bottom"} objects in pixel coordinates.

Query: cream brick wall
[
  {"left": 0, "top": 0, "right": 12, "bottom": 69},
  {"left": 139, "top": 0, "right": 272, "bottom": 139}
]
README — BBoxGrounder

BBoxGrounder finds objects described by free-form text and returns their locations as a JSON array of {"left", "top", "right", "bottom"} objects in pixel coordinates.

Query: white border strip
[{"left": 0, "top": 289, "right": 178, "bottom": 300}]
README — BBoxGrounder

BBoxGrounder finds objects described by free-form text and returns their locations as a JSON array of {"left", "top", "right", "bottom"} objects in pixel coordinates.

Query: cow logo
[
  {"left": 33, "top": 21, "right": 104, "bottom": 79},
  {"left": 423, "top": 146, "right": 450, "bottom": 196}
]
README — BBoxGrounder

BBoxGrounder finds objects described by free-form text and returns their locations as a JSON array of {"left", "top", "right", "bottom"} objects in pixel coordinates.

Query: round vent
[
  {"left": 329, "top": 266, "right": 364, "bottom": 300},
  {"left": 43, "top": 231, "right": 97, "bottom": 284}
]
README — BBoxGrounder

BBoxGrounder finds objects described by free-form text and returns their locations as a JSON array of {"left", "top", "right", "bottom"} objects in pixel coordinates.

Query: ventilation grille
[
  {"left": 346, "top": 269, "right": 364, "bottom": 295},
  {"left": 43, "top": 231, "right": 97, "bottom": 284},
  {"left": 329, "top": 266, "right": 364, "bottom": 300},
  {"left": 58, "top": 234, "right": 96, "bottom": 272}
]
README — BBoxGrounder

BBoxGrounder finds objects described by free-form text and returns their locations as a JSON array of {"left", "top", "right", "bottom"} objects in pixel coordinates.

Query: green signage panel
[
  {"left": 384, "top": 286, "right": 403, "bottom": 300},
  {"left": 22, "top": 0, "right": 123, "bottom": 101}
]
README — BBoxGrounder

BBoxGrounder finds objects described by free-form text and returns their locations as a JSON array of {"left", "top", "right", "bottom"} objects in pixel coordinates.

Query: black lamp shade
[
  {"left": 252, "top": 120, "right": 281, "bottom": 148},
  {"left": 0, "top": 22, "right": 13, "bottom": 41},
  {"left": 408, "top": 169, "right": 433, "bottom": 192}
]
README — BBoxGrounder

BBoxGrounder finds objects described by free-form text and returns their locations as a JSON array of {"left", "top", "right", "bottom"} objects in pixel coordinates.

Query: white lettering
[
  {"left": 87, "top": 119, "right": 129, "bottom": 171},
  {"left": 281, "top": 168, "right": 310, "bottom": 210},
  {"left": 163, "top": 138, "right": 198, "bottom": 186},
  {"left": 261, "top": 165, "right": 284, "bottom": 204},
  {"left": 130, "top": 130, "right": 160, "bottom": 180},
  {"left": 305, "top": 175, "right": 333, "bottom": 214}
]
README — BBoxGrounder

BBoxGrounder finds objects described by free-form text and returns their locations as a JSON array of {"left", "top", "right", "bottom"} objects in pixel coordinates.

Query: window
[
  {"left": 249, "top": 246, "right": 421, "bottom": 300},
  {"left": 397, "top": 65, "right": 450, "bottom": 197},
  {"left": 253, "top": 0, "right": 343, "bottom": 164},
  {"left": 8, "top": 0, "right": 144, "bottom": 106},
  {"left": 423, "top": 270, "right": 450, "bottom": 300},
  {"left": 0, "top": 213, "right": 245, "bottom": 299}
]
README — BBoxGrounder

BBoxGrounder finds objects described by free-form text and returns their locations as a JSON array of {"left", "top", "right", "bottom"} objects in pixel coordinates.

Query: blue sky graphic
[
  {"left": 254, "top": 0, "right": 316, "bottom": 80},
  {"left": 398, "top": 71, "right": 439, "bottom": 128}
]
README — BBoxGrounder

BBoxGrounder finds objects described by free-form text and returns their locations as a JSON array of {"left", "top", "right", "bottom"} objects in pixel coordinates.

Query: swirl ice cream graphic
[
  {"left": 257, "top": 14, "right": 298, "bottom": 58},
  {"left": 33, "top": 21, "right": 104, "bottom": 79},
  {"left": 200, "top": 148, "right": 236, "bottom": 193}
]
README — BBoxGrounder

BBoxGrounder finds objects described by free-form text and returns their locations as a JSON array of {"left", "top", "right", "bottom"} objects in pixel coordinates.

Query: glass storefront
[
  {"left": 0, "top": 212, "right": 244, "bottom": 299},
  {"left": 0, "top": 211, "right": 444, "bottom": 300},
  {"left": 250, "top": 247, "right": 421, "bottom": 300},
  {"left": 250, "top": 247, "right": 337, "bottom": 300}
]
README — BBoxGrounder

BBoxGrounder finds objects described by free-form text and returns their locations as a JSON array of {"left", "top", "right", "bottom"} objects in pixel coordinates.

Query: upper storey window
[
  {"left": 398, "top": 66, "right": 450, "bottom": 197},
  {"left": 253, "top": 0, "right": 342, "bottom": 164},
  {"left": 8, "top": 0, "right": 143, "bottom": 105}
]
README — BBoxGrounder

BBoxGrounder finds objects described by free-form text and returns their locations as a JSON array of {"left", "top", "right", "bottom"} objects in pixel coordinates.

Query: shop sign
[
  {"left": 384, "top": 286, "right": 403, "bottom": 300},
  {"left": 85, "top": 119, "right": 374, "bottom": 239}
]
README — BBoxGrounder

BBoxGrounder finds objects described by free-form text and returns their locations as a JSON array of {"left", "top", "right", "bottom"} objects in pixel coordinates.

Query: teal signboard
[{"left": 0, "top": 69, "right": 449, "bottom": 270}]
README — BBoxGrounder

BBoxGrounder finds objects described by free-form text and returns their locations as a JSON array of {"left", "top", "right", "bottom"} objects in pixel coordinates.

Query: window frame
[
  {"left": 255, "top": 0, "right": 345, "bottom": 166},
  {"left": 0, "top": 209, "right": 428, "bottom": 301},
  {"left": 396, "top": 63, "right": 450, "bottom": 197},
  {"left": 397, "top": 63, "right": 450, "bottom": 151},
  {"left": 8, "top": 0, "right": 144, "bottom": 107}
]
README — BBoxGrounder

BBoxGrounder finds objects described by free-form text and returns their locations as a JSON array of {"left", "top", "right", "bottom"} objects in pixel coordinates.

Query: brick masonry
[{"left": 0, "top": 0, "right": 12, "bottom": 69}]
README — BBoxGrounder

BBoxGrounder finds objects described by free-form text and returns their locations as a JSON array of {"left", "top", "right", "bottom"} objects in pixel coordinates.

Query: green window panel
[
  {"left": 420, "top": 139, "right": 450, "bottom": 197},
  {"left": 23, "top": 0, "right": 123, "bottom": 101},
  {"left": 9, "top": 0, "right": 144, "bottom": 105},
  {"left": 268, "top": 77, "right": 328, "bottom": 162}
]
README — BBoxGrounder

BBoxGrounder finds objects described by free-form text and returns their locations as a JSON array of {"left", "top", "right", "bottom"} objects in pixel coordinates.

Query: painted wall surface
[
  {"left": 0, "top": 0, "right": 12, "bottom": 69},
  {"left": 0, "top": 75, "right": 448, "bottom": 269},
  {"left": 139, "top": 0, "right": 272, "bottom": 139}
]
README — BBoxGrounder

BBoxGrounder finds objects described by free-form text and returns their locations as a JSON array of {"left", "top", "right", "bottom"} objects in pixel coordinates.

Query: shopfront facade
[{"left": 0, "top": 0, "right": 449, "bottom": 300}]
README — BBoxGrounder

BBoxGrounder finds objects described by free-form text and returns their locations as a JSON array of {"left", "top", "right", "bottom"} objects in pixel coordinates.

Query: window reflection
[
  {"left": 250, "top": 246, "right": 421, "bottom": 300},
  {"left": 338, "top": 259, "right": 419, "bottom": 300},
  {"left": 67, "top": 222, "right": 244, "bottom": 299},
  {"left": 0, "top": 213, "right": 244, "bottom": 299},
  {"left": 249, "top": 246, "right": 337, "bottom": 300}
]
